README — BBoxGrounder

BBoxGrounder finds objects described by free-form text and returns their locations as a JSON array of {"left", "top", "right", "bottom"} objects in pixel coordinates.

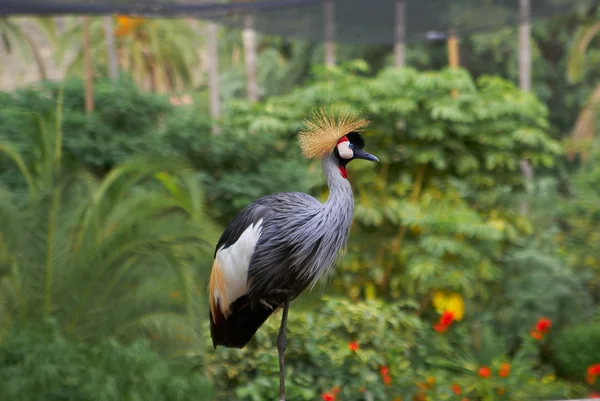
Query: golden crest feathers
[{"left": 298, "top": 109, "right": 369, "bottom": 160}]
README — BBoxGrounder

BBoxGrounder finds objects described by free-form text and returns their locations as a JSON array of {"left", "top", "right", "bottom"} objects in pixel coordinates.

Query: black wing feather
[{"left": 213, "top": 200, "right": 273, "bottom": 258}]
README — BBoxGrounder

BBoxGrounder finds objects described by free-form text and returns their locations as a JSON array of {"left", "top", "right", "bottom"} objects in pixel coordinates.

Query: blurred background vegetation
[{"left": 1, "top": 2, "right": 600, "bottom": 401}]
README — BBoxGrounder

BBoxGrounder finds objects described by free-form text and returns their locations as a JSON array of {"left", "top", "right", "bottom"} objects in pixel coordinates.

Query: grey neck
[{"left": 322, "top": 153, "right": 353, "bottom": 208}]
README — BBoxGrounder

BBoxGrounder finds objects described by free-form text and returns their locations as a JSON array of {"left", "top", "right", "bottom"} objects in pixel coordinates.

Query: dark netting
[{"left": 2, "top": 0, "right": 599, "bottom": 43}]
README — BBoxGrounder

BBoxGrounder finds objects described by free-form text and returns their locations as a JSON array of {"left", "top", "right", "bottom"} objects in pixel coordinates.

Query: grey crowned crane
[{"left": 208, "top": 111, "right": 379, "bottom": 401}]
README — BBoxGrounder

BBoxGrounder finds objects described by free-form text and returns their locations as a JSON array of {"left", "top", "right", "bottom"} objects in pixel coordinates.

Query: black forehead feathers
[{"left": 346, "top": 131, "right": 365, "bottom": 149}]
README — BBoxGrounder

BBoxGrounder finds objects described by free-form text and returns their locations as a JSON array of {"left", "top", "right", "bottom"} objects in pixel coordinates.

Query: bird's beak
[{"left": 353, "top": 149, "right": 379, "bottom": 162}]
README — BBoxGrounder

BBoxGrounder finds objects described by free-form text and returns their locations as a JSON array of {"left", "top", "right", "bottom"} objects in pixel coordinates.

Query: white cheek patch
[{"left": 337, "top": 141, "right": 354, "bottom": 159}]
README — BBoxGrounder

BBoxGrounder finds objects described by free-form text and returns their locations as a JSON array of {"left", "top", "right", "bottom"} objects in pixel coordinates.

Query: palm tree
[
  {"left": 0, "top": 17, "right": 56, "bottom": 81},
  {"left": 58, "top": 16, "right": 202, "bottom": 92},
  {"left": 0, "top": 98, "right": 218, "bottom": 356},
  {"left": 566, "top": 18, "right": 600, "bottom": 161}
]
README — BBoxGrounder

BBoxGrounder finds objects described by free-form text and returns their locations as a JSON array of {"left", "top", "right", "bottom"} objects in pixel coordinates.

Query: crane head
[
  {"left": 334, "top": 131, "right": 379, "bottom": 165},
  {"left": 298, "top": 109, "right": 378, "bottom": 164}
]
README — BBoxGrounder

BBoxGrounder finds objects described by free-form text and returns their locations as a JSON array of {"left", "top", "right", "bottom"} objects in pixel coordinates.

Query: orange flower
[
  {"left": 114, "top": 15, "right": 144, "bottom": 37},
  {"left": 426, "top": 376, "right": 436, "bottom": 386},
  {"left": 497, "top": 388, "right": 505, "bottom": 396},
  {"left": 530, "top": 330, "right": 543, "bottom": 340},
  {"left": 451, "top": 384, "right": 462, "bottom": 395},
  {"left": 479, "top": 366, "right": 491, "bottom": 378},
  {"left": 535, "top": 317, "right": 552, "bottom": 334},
  {"left": 321, "top": 392, "right": 335, "bottom": 401},
  {"left": 358, "top": 387, "right": 366, "bottom": 393},
  {"left": 348, "top": 341, "right": 359, "bottom": 351},
  {"left": 170, "top": 290, "right": 180, "bottom": 299},
  {"left": 498, "top": 362, "right": 511, "bottom": 377}
]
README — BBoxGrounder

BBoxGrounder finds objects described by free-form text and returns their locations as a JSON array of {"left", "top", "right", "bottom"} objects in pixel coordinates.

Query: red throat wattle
[{"left": 337, "top": 136, "right": 349, "bottom": 178}]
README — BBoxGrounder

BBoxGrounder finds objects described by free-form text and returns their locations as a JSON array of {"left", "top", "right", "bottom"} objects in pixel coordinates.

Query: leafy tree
[
  {"left": 0, "top": 98, "right": 218, "bottom": 356},
  {"left": 195, "top": 63, "right": 562, "bottom": 305}
]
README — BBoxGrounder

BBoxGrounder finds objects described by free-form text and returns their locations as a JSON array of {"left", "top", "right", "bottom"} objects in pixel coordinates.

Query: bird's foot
[{"left": 259, "top": 299, "right": 274, "bottom": 311}]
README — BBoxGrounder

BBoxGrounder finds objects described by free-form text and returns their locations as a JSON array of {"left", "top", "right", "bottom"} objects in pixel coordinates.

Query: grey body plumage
[{"left": 244, "top": 153, "right": 354, "bottom": 303}]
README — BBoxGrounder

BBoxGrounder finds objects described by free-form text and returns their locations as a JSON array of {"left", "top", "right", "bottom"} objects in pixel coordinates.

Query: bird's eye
[{"left": 349, "top": 143, "right": 354, "bottom": 149}]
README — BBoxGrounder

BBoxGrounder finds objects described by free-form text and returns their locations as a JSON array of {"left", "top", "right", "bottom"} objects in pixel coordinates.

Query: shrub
[
  {"left": 551, "top": 322, "right": 600, "bottom": 383},
  {"left": 205, "top": 298, "right": 422, "bottom": 401},
  {"left": 0, "top": 319, "right": 215, "bottom": 401},
  {"left": 0, "top": 76, "right": 171, "bottom": 176},
  {"left": 205, "top": 298, "right": 584, "bottom": 401}
]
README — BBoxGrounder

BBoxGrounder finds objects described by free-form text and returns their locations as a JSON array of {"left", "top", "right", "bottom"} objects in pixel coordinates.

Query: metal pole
[
  {"left": 394, "top": 0, "right": 406, "bottom": 66},
  {"left": 243, "top": 13, "right": 258, "bottom": 102},
  {"left": 518, "top": 0, "right": 531, "bottom": 91},
  {"left": 519, "top": 0, "right": 533, "bottom": 214},
  {"left": 324, "top": 0, "right": 336, "bottom": 67},
  {"left": 103, "top": 16, "right": 119, "bottom": 80}
]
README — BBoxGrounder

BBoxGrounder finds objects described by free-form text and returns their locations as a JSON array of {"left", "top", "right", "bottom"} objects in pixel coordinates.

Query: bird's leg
[{"left": 277, "top": 297, "right": 290, "bottom": 401}]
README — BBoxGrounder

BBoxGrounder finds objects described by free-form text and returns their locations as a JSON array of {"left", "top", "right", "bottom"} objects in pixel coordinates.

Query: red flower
[
  {"left": 588, "top": 374, "right": 597, "bottom": 385},
  {"left": 348, "top": 341, "right": 359, "bottom": 352},
  {"left": 451, "top": 384, "right": 462, "bottom": 395},
  {"left": 433, "top": 310, "right": 456, "bottom": 332},
  {"left": 434, "top": 323, "right": 449, "bottom": 333},
  {"left": 384, "top": 375, "right": 392, "bottom": 386},
  {"left": 590, "top": 393, "right": 600, "bottom": 399},
  {"left": 498, "top": 362, "right": 511, "bottom": 377},
  {"left": 440, "top": 310, "right": 455, "bottom": 325},
  {"left": 380, "top": 365, "right": 390, "bottom": 376},
  {"left": 479, "top": 366, "right": 491, "bottom": 378},
  {"left": 535, "top": 317, "right": 552, "bottom": 334},
  {"left": 589, "top": 364, "right": 600, "bottom": 376},
  {"left": 530, "top": 330, "right": 543, "bottom": 340},
  {"left": 321, "top": 392, "right": 335, "bottom": 401}
]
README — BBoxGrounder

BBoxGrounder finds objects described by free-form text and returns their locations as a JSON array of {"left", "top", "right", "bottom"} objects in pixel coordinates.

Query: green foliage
[
  {"left": 213, "top": 64, "right": 562, "bottom": 304},
  {"left": 0, "top": 76, "right": 170, "bottom": 176},
  {"left": 551, "top": 322, "right": 600, "bottom": 382},
  {"left": 206, "top": 298, "right": 584, "bottom": 401},
  {"left": 490, "top": 242, "right": 591, "bottom": 349},
  {"left": 206, "top": 298, "right": 423, "bottom": 401},
  {"left": 0, "top": 319, "right": 214, "bottom": 401},
  {"left": 0, "top": 101, "right": 218, "bottom": 355}
]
